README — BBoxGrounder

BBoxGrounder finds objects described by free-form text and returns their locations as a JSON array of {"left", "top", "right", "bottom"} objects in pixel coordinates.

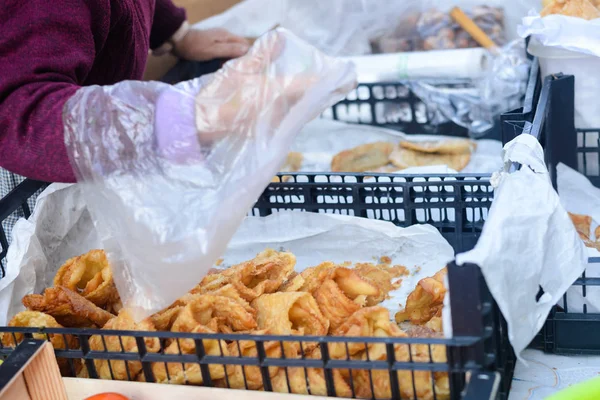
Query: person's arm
[
  {"left": 150, "top": 0, "right": 187, "bottom": 51},
  {"left": 0, "top": 0, "right": 107, "bottom": 182}
]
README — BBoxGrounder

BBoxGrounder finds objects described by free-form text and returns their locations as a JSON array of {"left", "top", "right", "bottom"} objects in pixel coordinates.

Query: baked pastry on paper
[
  {"left": 395, "top": 268, "right": 447, "bottom": 325},
  {"left": 331, "top": 142, "right": 395, "bottom": 172},
  {"left": 541, "top": 0, "right": 600, "bottom": 19}
]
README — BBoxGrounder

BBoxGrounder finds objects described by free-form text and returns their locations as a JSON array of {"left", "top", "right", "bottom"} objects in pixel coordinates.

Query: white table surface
[{"left": 509, "top": 349, "right": 600, "bottom": 399}]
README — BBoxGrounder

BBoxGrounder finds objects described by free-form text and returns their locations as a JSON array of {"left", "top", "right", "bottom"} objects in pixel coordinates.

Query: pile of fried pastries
[
  {"left": 4, "top": 249, "right": 449, "bottom": 400},
  {"left": 541, "top": 0, "right": 600, "bottom": 20},
  {"left": 331, "top": 138, "right": 476, "bottom": 173}
]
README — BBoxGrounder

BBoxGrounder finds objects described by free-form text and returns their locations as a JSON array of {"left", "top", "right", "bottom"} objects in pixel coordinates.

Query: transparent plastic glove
[{"left": 63, "top": 28, "right": 357, "bottom": 320}]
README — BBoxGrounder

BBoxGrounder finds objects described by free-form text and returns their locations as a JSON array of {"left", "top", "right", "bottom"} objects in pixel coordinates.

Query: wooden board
[{"left": 63, "top": 378, "right": 346, "bottom": 400}]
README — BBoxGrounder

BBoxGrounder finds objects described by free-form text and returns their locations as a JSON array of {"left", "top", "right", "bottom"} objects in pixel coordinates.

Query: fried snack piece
[
  {"left": 145, "top": 325, "right": 228, "bottom": 385},
  {"left": 194, "top": 249, "right": 295, "bottom": 302},
  {"left": 400, "top": 139, "right": 475, "bottom": 155},
  {"left": 390, "top": 147, "right": 471, "bottom": 171},
  {"left": 342, "top": 308, "right": 448, "bottom": 400},
  {"left": 149, "top": 306, "right": 183, "bottom": 331},
  {"left": 2, "top": 311, "right": 80, "bottom": 376},
  {"left": 313, "top": 268, "right": 380, "bottom": 332},
  {"left": 280, "top": 262, "right": 382, "bottom": 331},
  {"left": 395, "top": 268, "right": 447, "bottom": 325},
  {"left": 331, "top": 306, "right": 405, "bottom": 359},
  {"left": 270, "top": 349, "right": 353, "bottom": 397},
  {"left": 354, "top": 262, "right": 409, "bottom": 306},
  {"left": 569, "top": 212, "right": 592, "bottom": 241},
  {"left": 171, "top": 295, "right": 257, "bottom": 334},
  {"left": 331, "top": 142, "right": 395, "bottom": 172},
  {"left": 81, "top": 311, "right": 160, "bottom": 381},
  {"left": 222, "top": 331, "right": 299, "bottom": 390},
  {"left": 22, "top": 286, "right": 115, "bottom": 328},
  {"left": 53, "top": 250, "right": 120, "bottom": 309},
  {"left": 273, "top": 152, "right": 303, "bottom": 182},
  {"left": 541, "top": 0, "right": 600, "bottom": 19},
  {"left": 252, "top": 292, "right": 329, "bottom": 336}
]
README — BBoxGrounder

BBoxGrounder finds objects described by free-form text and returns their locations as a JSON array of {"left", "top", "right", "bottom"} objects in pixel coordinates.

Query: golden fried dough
[
  {"left": 396, "top": 268, "right": 447, "bottom": 325},
  {"left": 22, "top": 286, "right": 115, "bottom": 328},
  {"left": 273, "top": 152, "right": 303, "bottom": 182},
  {"left": 171, "top": 294, "right": 257, "bottom": 334},
  {"left": 53, "top": 250, "right": 120, "bottom": 309},
  {"left": 400, "top": 139, "right": 475, "bottom": 155},
  {"left": 390, "top": 147, "right": 471, "bottom": 171},
  {"left": 312, "top": 267, "right": 379, "bottom": 332},
  {"left": 252, "top": 292, "right": 329, "bottom": 336},
  {"left": 222, "top": 331, "right": 299, "bottom": 390},
  {"left": 2, "top": 311, "right": 80, "bottom": 376},
  {"left": 541, "top": 0, "right": 600, "bottom": 19},
  {"left": 331, "top": 142, "right": 395, "bottom": 172},
  {"left": 569, "top": 212, "right": 592, "bottom": 241},
  {"left": 82, "top": 311, "right": 160, "bottom": 381},
  {"left": 194, "top": 249, "right": 295, "bottom": 302},
  {"left": 149, "top": 306, "right": 183, "bottom": 331},
  {"left": 354, "top": 262, "right": 409, "bottom": 306},
  {"left": 146, "top": 325, "right": 228, "bottom": 385},
  {"left": 270, "top": 349, "right": 353, "bottom": 397}
]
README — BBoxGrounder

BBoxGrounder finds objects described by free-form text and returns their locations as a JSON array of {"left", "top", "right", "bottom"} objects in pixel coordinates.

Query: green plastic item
[{"left": 547, "top": 377, "right": 600, "bottom": 400}]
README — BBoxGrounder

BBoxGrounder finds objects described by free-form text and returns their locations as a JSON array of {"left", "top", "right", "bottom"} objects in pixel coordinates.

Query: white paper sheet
[
  {"left": 293, "top": 119, "right": 503, "bottom": 174},
  {"left": 456, "top": 134, "right": 588, "bottom": 359},
  {"left": 2, "top": 185, "right": 454, "bottom": 333},
  {"left": 557, "top": 163, "right": 600, "bottom": 314}
]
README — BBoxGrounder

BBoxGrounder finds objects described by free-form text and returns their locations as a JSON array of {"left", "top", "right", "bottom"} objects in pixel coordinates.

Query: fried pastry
[
  {"left": 252, "top": 292, "right": 329, "bottom": 336},
  {"left": 2, "top": 311, "right": 80, "bottom": 376},
  {"left": 270, "top": 349, "right": 353, "bottom": 397},
  {"left": 194, "top": 249, "right": 295, "bottom": 302},
  {"left": 400, "top": 139, "right": 475, "bottom": 155},
  {"left": 331, "top": 306, "right": 406, "bottom": 359},
  {"left": 53, "top": 250, "right": 120, "bottom": 310},
  {"left": 354, "top": 262, "right": 409, "bottom": 306},
  {"left": 145, "top": 325, "right": 228, "bottom": 385},
  {"left": 569, "top": 212, "right": 592, "bottom": 241},
  {"left": 149, "top": 306, "right": 183, "bottom": 331},
  {"left": 389, "top": 147, "right": 471, "bottom": 171},
  {"left": 273, "top": 152, "right": 303, "bottom": 182},
  {"left": 81, "top": 311, "right": 160, "bottom": 381},
  {"left": 312, "top": 267, "right": 380, "bottom": 332},
  {"left": 541, "top": 0, "right": 600, "bottom": 19},
  {"left": 222, "top": 331, "right": 299, "bottom": 390},
  {"left": 331, "top": 142, "right": 395, "bottom": 172},
  {"left": 395, "top": 268, "right": 447, "bottom": 325},
  {"left": 22, "top": 286, "right": 114, "bottom": 328},
  {"left": 171, "top": 294, "right": 257, "bottom": 334}
]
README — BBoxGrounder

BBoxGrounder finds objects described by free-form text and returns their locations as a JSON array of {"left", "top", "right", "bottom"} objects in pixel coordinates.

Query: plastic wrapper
[
  {"left": 62, "top": 29, "right": 357, "bottom": 320},
  {"left": 372, "top": 5, "right": 506, "bottom": 53}
]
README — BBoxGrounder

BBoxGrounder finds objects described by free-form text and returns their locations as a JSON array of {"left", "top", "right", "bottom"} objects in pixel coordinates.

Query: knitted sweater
[{"left": 0, "top": 0, "right": 186, "bottom": 182}]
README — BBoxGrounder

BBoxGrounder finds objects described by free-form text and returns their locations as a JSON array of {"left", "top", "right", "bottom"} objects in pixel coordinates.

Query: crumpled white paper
[
  {"left": 2, "top": 184, "right": 454, "bottom": 334},
  {"left": 557, "top": 162, "right": 600, "bottom": 313},
  {"left": 294, "top": 119, "right": 503, "bottom": 174},
  {"left": 519, "top": 11, "right": 600, "bottom": 58},
  {"left": 456, "top": 134, "right": 588, "bottom": 359}
]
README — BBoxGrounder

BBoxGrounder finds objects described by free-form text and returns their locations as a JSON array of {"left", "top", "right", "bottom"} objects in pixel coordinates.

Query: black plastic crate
[
  {"left": 162, "top": 59, "right": 470, "bottom": 137},
  {"left": 0, "top": 174, "right": 514, "bottom": 399},
  {"left": 501, "top": 66, "right": 600, "bottom": 354}
]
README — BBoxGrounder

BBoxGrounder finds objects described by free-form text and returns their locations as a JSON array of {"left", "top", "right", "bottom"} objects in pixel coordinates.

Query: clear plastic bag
[{"left": 62, "top": 29, "right": 357, "bottom": 320}]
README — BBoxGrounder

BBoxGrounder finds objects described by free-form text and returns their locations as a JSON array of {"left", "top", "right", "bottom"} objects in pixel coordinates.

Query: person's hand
[{"left": 173, "top": 28, "right": 250, "bottom": 62}]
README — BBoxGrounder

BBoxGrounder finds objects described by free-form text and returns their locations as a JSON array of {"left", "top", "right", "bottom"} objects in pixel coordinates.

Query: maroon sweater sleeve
[
  {"left": 150, "top": 0, "right": 187, "bottom": 50},
  {"left": 0, "top": 0, "right": 109, "bottom": 183}
]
